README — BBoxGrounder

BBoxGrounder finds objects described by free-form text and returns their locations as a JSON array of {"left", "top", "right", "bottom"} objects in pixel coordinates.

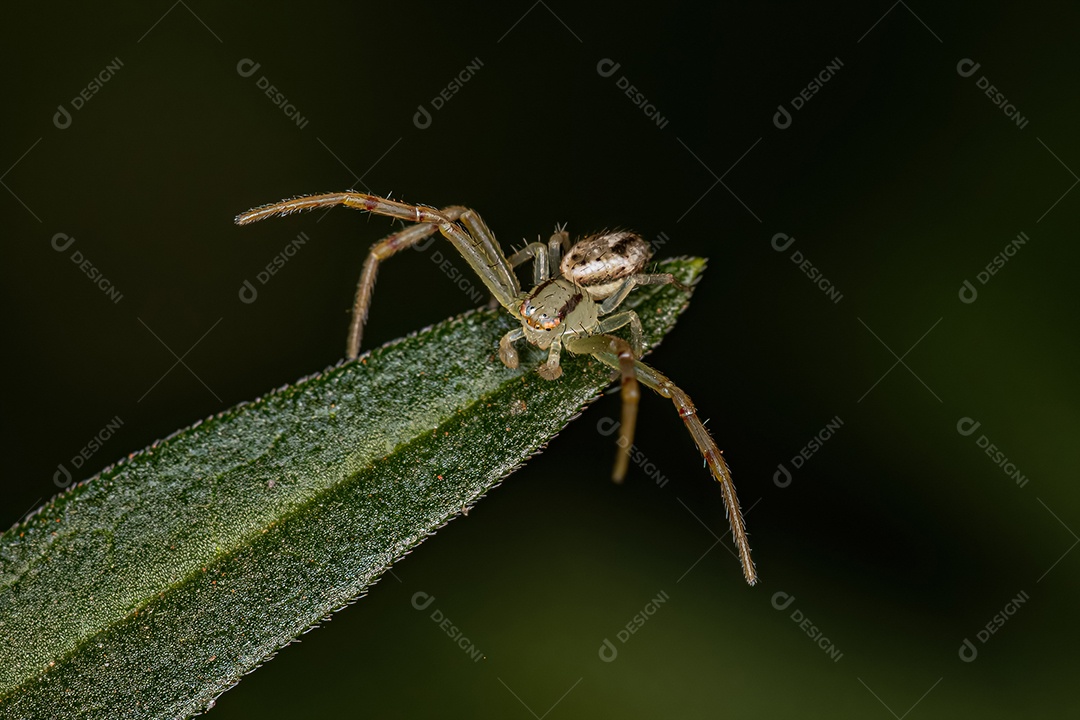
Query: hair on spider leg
[{"left": 235, "top": 189, "right": 757, "bottom": 585}]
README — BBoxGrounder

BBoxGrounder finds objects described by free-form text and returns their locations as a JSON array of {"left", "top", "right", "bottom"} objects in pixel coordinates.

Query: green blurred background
[{"left": 3, "top": 1, "right": 1078, "bottom": 717}]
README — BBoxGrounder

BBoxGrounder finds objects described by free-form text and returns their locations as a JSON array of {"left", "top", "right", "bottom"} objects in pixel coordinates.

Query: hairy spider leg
[
  {"left": 595, "top": 310, "right": 645, "bottom": 358},
  {"left": 597, "top": 273, "right": 690, "bottom": 315},
  {"left": 458, "top": 210, "right": 519, "bottom": 297},
  {"left": 548, "top": 227, "right": 571, "bottom": 270},
  {"left": 346, "top": 208, "right": 464, "bottom": 359},
  {"left": 508, "top": 242, "right": 550, "bottom": 286},
  {"left": 236, "top": 192, "right": 522, "bottom": 356},
  {"left": 235, "top": 191, "right": 451, "bottom": 226},
  {"left": 575, "top": 342, "right": 757, "bottom": 586},
  {"left": 563, "top": 334, "right": 641, "bottom": 483},
  {"left": 507, "top": 229, "right": 571, "bottom": 286}
]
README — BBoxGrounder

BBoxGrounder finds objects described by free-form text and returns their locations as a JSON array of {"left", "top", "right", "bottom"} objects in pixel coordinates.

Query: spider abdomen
[{"left": 560, "top": 231, "right": 652, "bottom": 300}]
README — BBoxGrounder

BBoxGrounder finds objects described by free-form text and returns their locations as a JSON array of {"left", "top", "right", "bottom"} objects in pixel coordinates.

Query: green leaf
[{"left": 0, "top": 257, "right": 706, "bottom": 719}]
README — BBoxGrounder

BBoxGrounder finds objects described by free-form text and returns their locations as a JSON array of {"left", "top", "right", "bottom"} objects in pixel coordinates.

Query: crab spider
[{"left": 236, "top": 191, "right": 756, "bottom": 585}]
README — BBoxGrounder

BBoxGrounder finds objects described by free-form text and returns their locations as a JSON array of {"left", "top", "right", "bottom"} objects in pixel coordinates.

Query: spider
[{"left": 236, "top": 191, "right": 757, "bottom": 585}]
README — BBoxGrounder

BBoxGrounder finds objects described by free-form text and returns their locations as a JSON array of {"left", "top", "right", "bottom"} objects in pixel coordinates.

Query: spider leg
[
  {"left": 598, "top": 273, "right": 690, "bottom": 315},
  {"left": 595, "top": 310, "right": 645, "bottom": 358},
  {"left": 347, "top": 207, "right": 465, "bottom": 359},
  {"left": 571, "top": 340, "right": 757, "bottom": 585},
  {"left": 508, "top": 242, "right": 551, "bottom": 286},
  {"left": 499, "top": 327, "right": 525, "bottom": 369},
  {"left": 563, "top": 334, "right": 640, "bottom": 484},
  {"left": 236, "top": 191, "right": 521, "bottom": 354},
  {"left": 508, "top": 227, "right": 571, "bottom": 286},
  {"left": 538, "top": 337, "right": 564, "bottom": 380},
  {"left": 547, "top": 227, "right": 570, "bottom": 274},
  {"left": 459, "top": 210, "right": 519, "bottom": 297},
  {"left": 236, "top": 191, "right": 451, "bottom": 226}
]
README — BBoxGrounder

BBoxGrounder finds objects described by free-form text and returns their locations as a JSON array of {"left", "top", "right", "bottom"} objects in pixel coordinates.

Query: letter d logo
[
  {"left": 773, "top": 463, "right": 792, "bottom": 488},
  {"left": 956, "top": 417, "right": 981, "bottom": 437},
  {"left": 54, "top": 463, "right": 73, "bottom": 488}
]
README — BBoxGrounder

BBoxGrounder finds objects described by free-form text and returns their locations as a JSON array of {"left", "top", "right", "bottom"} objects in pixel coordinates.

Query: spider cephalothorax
[
  {"left": 236, "top": 191, "right": 757, "bottom": 585},
  {"left": 519, "top": 277, "right": 591, "bottom": 335}
]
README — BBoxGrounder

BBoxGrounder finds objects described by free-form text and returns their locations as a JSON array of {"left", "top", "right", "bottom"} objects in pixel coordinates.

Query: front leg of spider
[
  {"left": 538, "top": 338, "right": 563, "bottom": 380},
  {"left": 596, "top": 309, "right": 645, "bottom": 358},
  {"left": 236, "top": 191, "right": 522, "bottom": 359},
  {"left": 498, "top": 328, "right": 524, "bottom": 369}
]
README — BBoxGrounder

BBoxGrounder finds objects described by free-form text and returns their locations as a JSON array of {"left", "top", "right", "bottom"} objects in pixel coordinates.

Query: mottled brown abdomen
[{"left": 559, "top": 231, "right": 652, "bottom": 300}]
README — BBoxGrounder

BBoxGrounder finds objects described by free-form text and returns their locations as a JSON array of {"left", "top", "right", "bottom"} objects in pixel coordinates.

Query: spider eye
[{"left": 536, "top": 313, "right": 560, "bottom": 330}]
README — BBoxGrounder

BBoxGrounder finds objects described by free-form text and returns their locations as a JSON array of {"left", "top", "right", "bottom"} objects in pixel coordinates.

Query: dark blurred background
[{"left": 3, "top": 1, "right": 1078, "bottom": 717}]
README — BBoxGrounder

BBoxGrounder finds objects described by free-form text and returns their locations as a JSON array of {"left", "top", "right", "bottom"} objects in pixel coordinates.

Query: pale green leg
[
  {"left": 596, "top": 310, "right": 644, "bottom": 358},
  {"left": 508, "top": 228, "right": 570, "bottom": 285},
  {"left": 498, "top": 327, "right": 525, "bottom": 369},
  {"left": 538, "top": 336, "right": 563, "bottom": 380},
  {"left": 564, "top": 334, "right": 640, "bottom": 483},
  {"left": 460, "top": 210, "right": 520, "bottom": 297},
  {"left": 507, "top": 242, "right": 550, "bottom": 286},
  {"left": 598, "top": 273, "right": 690, "bottom": 315}
]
